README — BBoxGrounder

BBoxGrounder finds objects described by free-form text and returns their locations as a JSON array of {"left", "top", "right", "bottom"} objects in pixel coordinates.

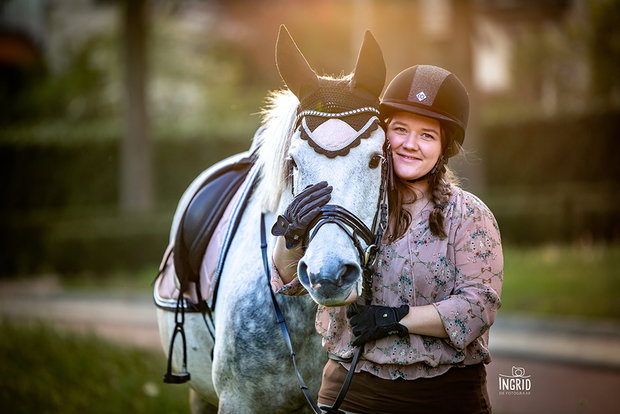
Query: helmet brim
[{"left": 381, "top": 101, "right": 463, "bottom": 130}]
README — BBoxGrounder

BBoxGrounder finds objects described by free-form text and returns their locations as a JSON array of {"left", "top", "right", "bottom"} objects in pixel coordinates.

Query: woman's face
[{"left": 387, "top": 111, "right": 442, "bottom": 182}]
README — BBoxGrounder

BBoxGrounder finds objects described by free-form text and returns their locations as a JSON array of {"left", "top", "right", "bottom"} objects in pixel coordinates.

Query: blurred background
[{"left": 0, "top": 0, "right": 618, "bottom": 413}]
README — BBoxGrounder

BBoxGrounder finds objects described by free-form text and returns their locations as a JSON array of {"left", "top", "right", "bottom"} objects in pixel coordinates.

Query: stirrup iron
[{"left": 163, "top": 295, "right": 191, "bottom": 384}]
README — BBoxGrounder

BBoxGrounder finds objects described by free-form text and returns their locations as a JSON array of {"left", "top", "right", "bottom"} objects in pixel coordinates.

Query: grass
[
  {"left": 54, "top": 243, "right": 620, "bottom": 322},
  {"left": 58, "top": 265, "right": 160, "bottom": 293},
  {"left": 0, "top": 319, "right": 190, "bottom": 414},
  {"left": 0, "top": 244, "right": 617, "bottom": 412},
  {"left": 500, "top": 243, "right": 620, "bottom": 321}
]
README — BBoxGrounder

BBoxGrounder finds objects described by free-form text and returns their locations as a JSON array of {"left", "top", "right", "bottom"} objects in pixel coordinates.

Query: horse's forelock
[
  {"left": 256, "top": 89, "right": 299, "bottom": 213},
  {"left": 255, "top": 74, "right": 368, "bottom": 213}
]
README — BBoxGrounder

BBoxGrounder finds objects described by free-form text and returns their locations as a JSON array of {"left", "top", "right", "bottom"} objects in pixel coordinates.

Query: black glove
[
  {"left": 271, "top": 181, "right": 332, "bottom": 249},
  {"left": 346, "top": 304, "right": 409, "bottom": 347}
]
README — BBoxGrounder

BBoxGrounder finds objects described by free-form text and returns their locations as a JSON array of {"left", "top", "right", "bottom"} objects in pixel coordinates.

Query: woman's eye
[{"left": 369, "top": 154, "right": 383, "bottom": 169}]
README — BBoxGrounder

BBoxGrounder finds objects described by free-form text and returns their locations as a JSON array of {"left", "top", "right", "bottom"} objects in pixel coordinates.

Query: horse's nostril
[
  {"left": 301, "top": 261, "right": 361, "bottom": 290},
  {"left": 339, "top": 264, "right": 360, "bottom": 287},
  {"left": 298, "top": 261, "right": 310, "bottom": 286}
]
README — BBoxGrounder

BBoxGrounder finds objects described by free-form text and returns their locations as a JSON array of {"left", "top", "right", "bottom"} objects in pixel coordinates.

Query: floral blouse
[{"left": 271, "top": 186, "right": 503, "bottom": 380}]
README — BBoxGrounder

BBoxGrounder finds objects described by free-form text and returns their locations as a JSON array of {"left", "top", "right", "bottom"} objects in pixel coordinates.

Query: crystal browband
[{"left": 295, "top": 107, "right": 380, "bottom": 125}]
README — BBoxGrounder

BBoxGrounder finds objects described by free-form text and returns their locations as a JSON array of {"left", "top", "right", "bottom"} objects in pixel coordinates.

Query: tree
[{"left": 120, "top": 0, "right": 153, "bottom": 213}]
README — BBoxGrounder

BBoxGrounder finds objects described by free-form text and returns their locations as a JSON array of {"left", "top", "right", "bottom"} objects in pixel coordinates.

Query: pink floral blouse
[{"left": 271, "top": 186, "right": 503, "bottom": 380}]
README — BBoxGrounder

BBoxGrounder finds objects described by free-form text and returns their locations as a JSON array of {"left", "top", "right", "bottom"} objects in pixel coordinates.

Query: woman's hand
[
  {"left": 271, "top": 181, "right": 332, "bottom": 249},
  {"left": 271, "top": 181, "right": 332, "bottom": 284},
  {"left": 346, "top": 304, "right": 409, "bottom": 346},
  {"left": 272, "top": 236, "right": 304, "bottom": 285}
]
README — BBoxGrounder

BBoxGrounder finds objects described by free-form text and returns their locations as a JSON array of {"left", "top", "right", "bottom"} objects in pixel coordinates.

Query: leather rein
[{"left": 260, "top": 123, "right": 391, "bottom": 414}]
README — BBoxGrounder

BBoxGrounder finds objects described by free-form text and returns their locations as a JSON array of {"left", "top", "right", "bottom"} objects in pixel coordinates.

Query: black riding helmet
[{"left": 380, "top": 65, "right": 469, "bottom": 158}]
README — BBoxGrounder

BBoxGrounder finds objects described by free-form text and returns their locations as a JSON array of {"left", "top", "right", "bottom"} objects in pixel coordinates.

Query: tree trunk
[{"left": 120, "top": 0, "right": 153, "bottom": 213}]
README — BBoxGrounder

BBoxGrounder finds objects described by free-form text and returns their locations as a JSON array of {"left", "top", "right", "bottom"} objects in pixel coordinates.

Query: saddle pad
[
  {"left": 173, "top": 155, "right": 253, "bottom": 290},
  {"left": 156, "top": 163, "right": 256, "bottom": 307}
]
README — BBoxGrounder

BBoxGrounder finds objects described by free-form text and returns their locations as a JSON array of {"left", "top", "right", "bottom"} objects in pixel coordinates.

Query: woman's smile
[
  {"left": 387, "top": 112, "right": 443, "bottom": 182},
  {"left": 395, "top": 152, "right": 422, "bottom": 162}
]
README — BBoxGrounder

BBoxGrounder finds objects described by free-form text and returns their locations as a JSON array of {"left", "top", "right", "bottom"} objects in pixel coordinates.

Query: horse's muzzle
[{"left": 298, "top": 257, "right": 361, "bottom": 306}]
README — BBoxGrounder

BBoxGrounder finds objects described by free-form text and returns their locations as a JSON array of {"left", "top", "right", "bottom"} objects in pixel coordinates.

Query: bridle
[
  {"left": 295, "top": 106, "right": 391, "bottom": 300},
  {"left": 304, "top": 140, "right": 391, "bottom": 301},
  {"left": 261, "top": 107, "right": 392, "bottom": 413}
]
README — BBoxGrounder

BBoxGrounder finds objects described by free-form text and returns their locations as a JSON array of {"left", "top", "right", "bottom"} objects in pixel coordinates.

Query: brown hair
[{"left": 386, "top": 126, "right": 460, "bottom": 241}]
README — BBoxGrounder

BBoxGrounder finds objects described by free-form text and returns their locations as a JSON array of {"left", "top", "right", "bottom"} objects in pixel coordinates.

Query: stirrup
[{"left": 163, "top": 295, "right": 191, "bottom": 384}]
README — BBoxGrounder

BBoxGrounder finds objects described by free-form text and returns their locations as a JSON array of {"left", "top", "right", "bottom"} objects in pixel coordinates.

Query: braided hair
[{"left": 427, "top": 163, "right": 458, "bottom": 239}]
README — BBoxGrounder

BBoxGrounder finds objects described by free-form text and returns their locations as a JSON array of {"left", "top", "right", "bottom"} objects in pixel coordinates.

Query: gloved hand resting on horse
[
  {"left": 346, "top": 303, "right": 410, "bottom": 347},
  {"left": 271, "top": 181, "right": 332, "bottom": 249}
]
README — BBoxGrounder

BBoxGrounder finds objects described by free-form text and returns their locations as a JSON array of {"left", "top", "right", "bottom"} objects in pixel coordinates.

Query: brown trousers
[{"left": 318, "top": 359, "right": 491, "bottom": 414}]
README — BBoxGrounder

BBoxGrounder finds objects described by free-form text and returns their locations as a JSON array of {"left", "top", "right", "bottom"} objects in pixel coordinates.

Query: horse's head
[{"left": 276, "top": 25, "right": 387, "bottom": 306}]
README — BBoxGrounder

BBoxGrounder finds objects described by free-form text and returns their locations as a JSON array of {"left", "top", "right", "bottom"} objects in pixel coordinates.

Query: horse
[{"left": 155, "top": 25, "right": 387, "bottom": 413}]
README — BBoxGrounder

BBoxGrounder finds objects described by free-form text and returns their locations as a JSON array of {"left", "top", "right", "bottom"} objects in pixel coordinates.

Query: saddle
[
  {"left": 155, "top": 150, "right": 258, "bottom": 384},
  {"left": 173, "top": 153, "right": 255, "bottom": 294}
]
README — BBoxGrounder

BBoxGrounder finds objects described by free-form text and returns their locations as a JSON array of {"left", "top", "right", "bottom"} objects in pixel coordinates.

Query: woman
[{"left": 271, "top": 65, "right": 503, "bottom": 413}]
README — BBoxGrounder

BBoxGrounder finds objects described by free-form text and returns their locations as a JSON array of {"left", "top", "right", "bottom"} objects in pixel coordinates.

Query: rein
[{"left": 261, "top": 214, "right": 364, "bottom": 414}]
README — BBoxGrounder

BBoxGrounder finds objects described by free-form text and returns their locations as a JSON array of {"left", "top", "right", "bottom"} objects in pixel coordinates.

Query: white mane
[{"left": 254, "top": 89, "right": 299, "bottom": 213}]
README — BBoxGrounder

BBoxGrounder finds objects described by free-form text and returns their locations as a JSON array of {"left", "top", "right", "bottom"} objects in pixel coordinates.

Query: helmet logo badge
[{"left": 416, "top": 91, "right": 427, "bottom": 102}]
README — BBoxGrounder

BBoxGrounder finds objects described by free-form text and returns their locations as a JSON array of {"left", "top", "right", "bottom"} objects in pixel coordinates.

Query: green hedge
[
  {"left": 481, "top": 110, "right": 620, "bottom": 186},
  {"left": 1, "top": 133, "right": 249, "bottom": 275},
  {"left": 480, "top": 110, "right": 620, "bottom": 245},
  {"left": 1, "top": 111, "right": 619, "bottom": 275},
  {"left": 484, "top": 182, "right": 619, "bottom": 245},
  {"left": 1, "top": 136, "right": 248, "bottom": 211}
]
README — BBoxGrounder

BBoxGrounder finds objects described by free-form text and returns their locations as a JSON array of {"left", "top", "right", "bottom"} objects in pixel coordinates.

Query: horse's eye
[
  {"left": 369, "top": 154, "right": 382, "bottom": 169},
  {"left": 289, "top": 157, "right": 298, "bottom": 169}
]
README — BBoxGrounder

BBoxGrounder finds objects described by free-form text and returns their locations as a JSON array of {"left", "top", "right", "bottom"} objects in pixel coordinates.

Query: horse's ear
[
  {"left": 350, "top": 31, "right": 386, "bottom": 98},
  {"left": 276, "top": 25, "right": 319, "bottom": 99}
]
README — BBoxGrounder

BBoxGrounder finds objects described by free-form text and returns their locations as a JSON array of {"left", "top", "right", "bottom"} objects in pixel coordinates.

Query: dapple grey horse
[{"left": 155, "top": 26, "right": 386, "bottom": 413}]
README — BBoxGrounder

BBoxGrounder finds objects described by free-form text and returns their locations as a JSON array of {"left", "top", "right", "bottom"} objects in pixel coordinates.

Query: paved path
[
  {"left": 2, "top": 277, "right": 619, "bottom": 414},
  {"left": 0, "top": 277, "right": 161, "bottom": 350}
]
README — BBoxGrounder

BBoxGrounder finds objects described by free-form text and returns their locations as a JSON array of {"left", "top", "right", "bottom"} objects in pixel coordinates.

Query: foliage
[
  {"left": 148, "top": 7, "right": 268, "bottom": 141},
  {"left": 485, "top": 0, "right": 620, "bottom": 121},
  {"left": 587, "top": 0, "right": 620, "bottom": 108},
  {"left": 480, "top": 110, "right": 620, "bottom": 244},
  {"left": 509, "top": 22, "right": 585, "bottom": 116},
  {"left": 5, "top": 34, "right": 120, "bottom": 125},
  {"left": 1, "top": 109, "right": 618, "bottom": 275},
  {"left": 481, "top": 111, "right": 620, "bottom": 186},
  {"left": 500, "top": 243, "right": 620, "bottom": 320},
  {"left": 0, "top": 130, "right": 248, "bottom": 275},
  {"left": 0, "top": 132, "right": 247, "bottom": 211},
  {"left": 0, "top": 319, "right": 189, "bottom": 414}
]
